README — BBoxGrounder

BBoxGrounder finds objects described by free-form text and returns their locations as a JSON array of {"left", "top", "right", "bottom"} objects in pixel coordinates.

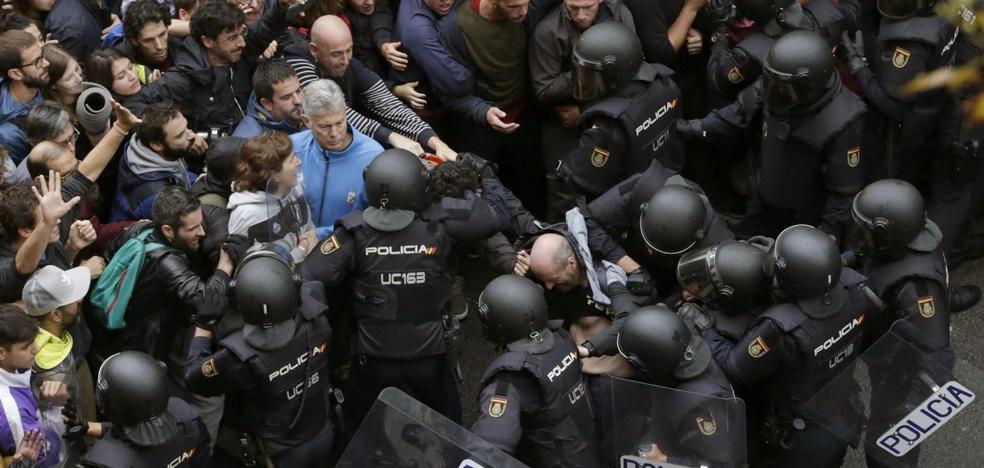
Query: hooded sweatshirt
[
  {"left": 232, "top": 93, "right": 303, "bottom": 139},
  {"left": 110, "top": 136, "right": 196, "bottom": 221}
]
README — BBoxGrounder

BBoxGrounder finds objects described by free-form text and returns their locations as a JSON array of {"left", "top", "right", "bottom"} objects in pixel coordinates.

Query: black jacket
[{"left": 127, "top": 3, "right": 291, "bottom": 132}]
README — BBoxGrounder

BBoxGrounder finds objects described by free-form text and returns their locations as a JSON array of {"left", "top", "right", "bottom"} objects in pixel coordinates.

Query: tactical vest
[
  {"left": 581, "top": 64, "right": 683, "bottom": 173},
  {"left": 339, "top": 210, "right": 453, "bottom": 359},
  {"left": 480, "top": 323, "right": 598, "bottom": 465},
  {"left": 874, "top": 16, "right": 958, "bottom": 95},
  {"left": 760, "top": 268, "right": 869, "bottom": 415},
  {"left": 220, "top": 283, "right": 332, "bottom": 455},
  {"left": 862, "top": 248, "right": 948, "bottom": 299},
  {"left": 758, "top": 87, "right": 866, "bottom": 210},
  {"left": 80, "top": 398, "right": 203, "bottom": 468}
]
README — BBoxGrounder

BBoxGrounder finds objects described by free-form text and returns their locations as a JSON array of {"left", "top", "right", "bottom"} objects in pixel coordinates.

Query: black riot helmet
[
  {"left": 877, "top": 0, "right": 937, "bottom": 19},
  {"left": 851, "top": 179, "right": 927, "bottom": 259},
  {"left": 764, "top": 224, "right": 842, "bottom": 302},
  {"left": 571, "top": 22, "right": 644, "bottom": 101},
  {"left": 617, "top": 304, "right": 712, "bottom": 381},
  {"left": 478, "top": 275, "right": 549, "bottom": 345},
  {"left": 639, "top": 184, "right": 707, "bottom": 256},
  {"left": 677, "top": 240, "right": 769, "bottom": 313},
  {"left": 735, "top": 0, "right": 795, "bottom": 24},
  {"left": 364, "top": 149, "right": 429, "bottom": 211},
  {"left": 762, "top": 30, "right": 835, "bottom": 114},
  {"left": 231, "top": 248, "right": 301, "bottom": 350},
  {"left": 97, "top": 351, "right": 176, "bottom": 447}
]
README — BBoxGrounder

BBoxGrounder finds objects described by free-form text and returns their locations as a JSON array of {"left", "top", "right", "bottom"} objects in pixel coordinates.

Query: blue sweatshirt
[{"left": 291, "top": 124, "right": 383, "bottom": 238}]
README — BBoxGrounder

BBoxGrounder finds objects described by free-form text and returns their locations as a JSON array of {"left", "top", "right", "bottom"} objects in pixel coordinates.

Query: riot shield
[
  {"left": 800, "top": 321, "right": 984, "bottom": 467},
  {"left": 337, "top": 387, "right": 529, "bottom": 468},
  {"left": 610, "top": 375, "right": 746, "bottom": 468},
  {"left": 260, "top": 177, "right": 313, "bottom": 256}
]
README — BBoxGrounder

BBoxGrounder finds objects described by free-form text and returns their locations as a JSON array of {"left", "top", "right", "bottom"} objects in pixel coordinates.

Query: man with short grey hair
[{"left": 291, "top": 79, "right": 384, "bottom": 238}]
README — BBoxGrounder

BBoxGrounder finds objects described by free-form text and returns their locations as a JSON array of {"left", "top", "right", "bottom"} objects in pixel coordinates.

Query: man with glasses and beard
[
  {"left": 0, "top": 30, "right": 49, "bottom": 167},
  {"left": 110, "top": 102, "right": 208, "bottom": 222}
]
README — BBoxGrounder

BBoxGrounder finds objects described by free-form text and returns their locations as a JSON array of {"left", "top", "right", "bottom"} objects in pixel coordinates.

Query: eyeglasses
[
  {"left": 55, "top": 127, "right": 80, "bottom": 147},
  {"left": 19, "top": 54, "right": 46, "bottom": 69}
]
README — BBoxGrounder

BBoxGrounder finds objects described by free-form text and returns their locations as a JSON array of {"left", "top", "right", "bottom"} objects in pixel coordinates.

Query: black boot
[{"left": 950, "top": 284, "right": 982, "bottom": 313}]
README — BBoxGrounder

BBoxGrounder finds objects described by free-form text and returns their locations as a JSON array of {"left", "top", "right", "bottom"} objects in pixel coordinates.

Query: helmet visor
[
  {"left": 676, "top": 246, "right": 720, "bottom": 302},
  {"left": 877, "top": 0, "right": 921, "bottom": 19},
  {"left": 763, "top": 73, "right": 800, "bottom": 114},
  {"left": 572, "top": 62, "right": 607, "bottom": 102}
]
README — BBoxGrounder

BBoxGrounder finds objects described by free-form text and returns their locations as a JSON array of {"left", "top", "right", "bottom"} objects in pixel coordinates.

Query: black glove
[
  {"left": 678, "top": 302, "right": 715, "bottom": 334},
  {"left": 222, "top": 234, "right": 251, "bottom": 266},
  {"left": 626, "top": 268, "right": 654, "bottom": 297},
  {"left": 458, "top": 152, "right": 497, "bottom": 179},
  {"left": 840, "top": 31, "right": 867, "bottom": 74},
  {"left": 745, "top": 235, "right": 775, "bottom": 253},
  {"left": 62, "top": 401, "right": 89, "bottom": 441},
  {"left": 579, "top": 340, "right": 600, "bottom": 358},
  {"left": 704, "top": 0, "right": 736, "bottom": 39},
  {"left": 194, "top": 292, "right": 228, "bottom": 330},
  {"left": 675, "top": 119, "right": 706, "bottom": 139}
]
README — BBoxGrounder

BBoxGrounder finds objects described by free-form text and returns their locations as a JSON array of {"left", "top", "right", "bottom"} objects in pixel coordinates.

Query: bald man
[{"left": 283, "top": 15, "right": 457, "bottom": 160}]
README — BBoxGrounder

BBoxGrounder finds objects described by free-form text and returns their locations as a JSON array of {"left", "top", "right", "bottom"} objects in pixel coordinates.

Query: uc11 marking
[{"left": 875, "top": 380, "right": 975, "bottom": 457}]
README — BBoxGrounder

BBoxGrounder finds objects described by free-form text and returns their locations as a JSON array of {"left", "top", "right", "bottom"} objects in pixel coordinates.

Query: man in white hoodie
[{"left": 110, "top": 102, "right": 208, "bottom": 222}]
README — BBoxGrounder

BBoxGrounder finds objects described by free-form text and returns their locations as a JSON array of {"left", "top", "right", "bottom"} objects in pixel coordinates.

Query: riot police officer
[
  {"left": 585, "top": 160, "right": 734, "bottom": 296},
  {"left": 676, "top": 239, "right": 771, "bottom": 341},
  {"left": 839, "top": 0, "right": 976, "bottom": 258},
  {"left": 847, "top": 178, "right": 968, "bottom": 468},
  {"left": 184, "top": 248, "right": 334, "bottom": 467},
  {"left": 560, "top": 22, "right": 685, "bottom": 198},
  {"left": 302, "top": 149, "right": 504, "bottom": 430},
  {"left": 682, "top": 30, "right": 867, "bottom": 238},
  {"left": 613, "top": 304, "right": 740, "bottom": 467},
  {"left": 470, "top": 275, "right": 604, "bottom": 467},
  {"left": 77, "top": 351, "right": 211, "bottom": 467},
  {"left": 706, "top": 0, "right": 861, "bottom": 99},
  {"left": 681, "top": 224, "right": 874, "bottom": 466}
]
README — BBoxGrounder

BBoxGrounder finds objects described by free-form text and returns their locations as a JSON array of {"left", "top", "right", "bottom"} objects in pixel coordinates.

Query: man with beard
[
  {"left": 0, "top": 30, "right": 49, "bottom": 166},
  {"left": 110, "top": 102, "right": 208, "bottom": 222},
  {"left": 233, "top": 59, "right": 305, "bottom": 138}
]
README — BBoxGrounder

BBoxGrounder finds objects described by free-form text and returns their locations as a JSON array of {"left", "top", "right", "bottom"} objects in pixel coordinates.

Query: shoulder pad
[
  {"left": 793, "top": 88, "right": 866, "bottom": 148},
  {"left": 760, "top": 303, "right": 808, "bottom": 332},
  {"left": 167, "top": 397, "right": 199, "bottom": 422},
  {"left": 735, "top": 32, "right": 776, "bottom": 65},
  {"left": 298, "top": 281, "right": 329, "bottom": 321},
  {"left": 480, "top": 352, "right": 529, "bottom": 385},
  {"left": 637, "top": 62, "right": 675, "bottom": 79},
  {"left": 878, "top": 16, "right": 956, "bottom": 46},
  {"left": 220, "top": 331, "right": 257, "bottom": 362},
  {"left": 339, "top": 210, "right": 365, "bottom": 230},
  {"left": 839, "top": 267, "right": 868, "bottom": 287},
  {"left": 801, "top": 0, "right": 845, "bottom": 29}
]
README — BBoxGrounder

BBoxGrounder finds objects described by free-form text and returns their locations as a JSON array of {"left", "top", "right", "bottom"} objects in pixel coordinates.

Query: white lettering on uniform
[
  {"left": 167, "top": 449, "right": 196, "bottom": 468},
  {"left": 634, "top": 99, "right": 679, "bottom": 136},
  {"left": 547, "top": 352, "right": 578, "bottom": 382},
  {"left": 814, "top": 315, "right": 865, "bottom": 356},
  {"left": 458, "top": 460, "right": 486, "bottom": 468},
  {"left": 380, "top": 271, "right": 427, "bottom": 285},
  {"left": 365, "top": 245, "right": 436, "bottom": 256},
  {"left": 876, "top": 381, "right": 976, "bottom": 457}
]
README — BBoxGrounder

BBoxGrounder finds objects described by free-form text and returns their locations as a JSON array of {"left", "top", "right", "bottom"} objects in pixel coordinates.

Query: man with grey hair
[{"left": 291, "top": 79, "right": 384, "bottom": 238}]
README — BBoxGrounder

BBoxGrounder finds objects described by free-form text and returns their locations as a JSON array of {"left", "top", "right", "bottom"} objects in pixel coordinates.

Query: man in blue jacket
[
  {"left": 291, "top": 79, "right": 384, "bottom": 238},
  {"left": 0, "top": 30, "right": 48, "bottom": 167},
  {"left": 233, "top": 59, "right": 305, "bottom": 138}
]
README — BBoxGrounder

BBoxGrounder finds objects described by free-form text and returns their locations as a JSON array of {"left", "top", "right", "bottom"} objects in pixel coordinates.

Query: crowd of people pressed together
[{"left": 0, "top": 0, "right": 981, "bottom": 466}]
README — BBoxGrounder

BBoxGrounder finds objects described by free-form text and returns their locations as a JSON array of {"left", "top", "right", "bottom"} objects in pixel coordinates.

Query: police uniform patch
[
  {"left": 762, "top": 122, "right": 768, "bottom": 139},
  {"left": 590, "top": 147, "right": 610, "bottom": 168},
  {"left": 918, "top": 296, "right": 936, "bottom": 318},
  {"left": 488, "top": 396, "right": 508, "bottom": 418},
  {"left": 320, "top": 235, "right": 340, "bottom": 255},
  {"left": 696, "top": 415, "right": 716, "bottom": 436},
  {"left": 893, "top": 47, "right": 911, "bottom": 68},
  {"left": 727, "top": 66, "right": 745, "bottom": 84},
  {"left": 201, "top": 358, "right": 218, "bottom": 378},
  {"left": 346, "top": 190, "right": 357, "bottom": 205},
  {"left": 847, "top": 146, "right": 861, "bottom": 168},
  {"left": 748, "top": 336, "right": 770, "bottom": 358}
]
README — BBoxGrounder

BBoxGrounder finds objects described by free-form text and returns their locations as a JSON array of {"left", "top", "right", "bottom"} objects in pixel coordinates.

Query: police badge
[
  {"left": 917, "top": 296, "right": 936, "bottom": 318},
  {"left": 320, "top": 235, "right": 340, "bottom": 255},
  {"left": 847, "top": 146, "right": 861, "bottom": 168},
  {"left": 727, "top": 66, "right": 745, "bottom": 84},
  {"left": 489, "top": 396, "right": 508, "bottom": 418},
  {"left": 696, "top": 415, "right": 717, "bottom": 436},
  {"left": 201, "top": 358, "right": 219, "bottom": 378},
  {"left": 748, "top": 336, "right": 770, "bottom": 358},
  {"left": 892, "top": 47, "right": 911, "bottom": 69},
  {"left": 590, "top": 147, "right": 610, "bottom": 168}
]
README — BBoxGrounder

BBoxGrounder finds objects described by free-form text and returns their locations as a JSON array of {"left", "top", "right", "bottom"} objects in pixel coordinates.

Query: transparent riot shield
[
  {"left": 800, "top": 321, "right": 984, "bottom": 467},
  {"left": 261, "top": 177, "right": 313, "bottom": 255},
  {"left": 337, "top": 387, "right": 529, "bottom": 468},
  {"left": 611, "top": 375, "right": 746, "bottom": 468}
]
